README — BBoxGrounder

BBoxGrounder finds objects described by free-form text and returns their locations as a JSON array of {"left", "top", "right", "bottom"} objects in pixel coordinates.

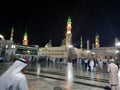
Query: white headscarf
[
  {"left": 0, "top": 58, "right": 28, "bottom": 90},
  {"left": 109, "top": 59, "right": 115, "bottom": 63}
]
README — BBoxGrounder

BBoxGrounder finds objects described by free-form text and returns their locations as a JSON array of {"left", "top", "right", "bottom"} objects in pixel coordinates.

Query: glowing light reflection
[
  {"left": 37, "top": 64, "right": 41, "bottom": 76},
  {"left": 66, "top": 62, "right": 73, "bottom": 90},
  {"left": 96, "top": 74, "right": 100, "bottom": 81}
]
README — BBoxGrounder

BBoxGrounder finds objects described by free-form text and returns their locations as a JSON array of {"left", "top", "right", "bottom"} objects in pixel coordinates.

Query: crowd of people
[{"left": 37, "top": 56, "right": 109, "bottom": 72}]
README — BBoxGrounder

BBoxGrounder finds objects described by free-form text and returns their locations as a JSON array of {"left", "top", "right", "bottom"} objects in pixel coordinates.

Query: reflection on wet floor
[
  {"left": 26, "top": 61, "right": 110, "bottom": 90},
  {"left": 0, "top": 61, "right": 119, "bottom": 90}
]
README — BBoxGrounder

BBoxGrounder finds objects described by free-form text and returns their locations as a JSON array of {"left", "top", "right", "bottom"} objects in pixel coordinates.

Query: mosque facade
[
  {"left": 39, "top": 17, "right": 120, "bottom": 62},
  {"left": 0, "top": 17, "right": 120, "bottom": 62},
  {"left": 39, "top": 17, "right": 89, "bottom": 59}
]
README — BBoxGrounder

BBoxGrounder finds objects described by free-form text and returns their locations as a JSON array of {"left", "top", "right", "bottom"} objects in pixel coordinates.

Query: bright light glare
[
  {"left": 115, "top": 42, "right": 120, "bottom": 47},
  {"left": 68, "top": 45, "right": 73, "bottom": 48},
  {"left": 37, "top": 64, "right": 41, "bottom": 76},
  {"left": 68, "top": 24, "right": 71, "bottom": 27},
  {"left": 67, "top": 31, "right": 71, "bottom": 34},
  {"left": 67, "top": 62, "right": 73, "bottom": 84},
  {"left": 115, "top": 50, "right": 119, "bottom": 53},
  {"left": 0, "top": 34, "right": 4, "bottom": 40},
  {"left": 87, "top": 50, "right": 90, "bottom": 53},
  {"left": 91, "top": 52, "right": 95, "bottom": 55}
]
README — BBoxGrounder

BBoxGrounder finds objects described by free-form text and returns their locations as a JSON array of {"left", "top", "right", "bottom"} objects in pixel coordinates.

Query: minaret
[
  {"left": 87, "top": 39, "right": 90, "bottom": 50},
  {"left": 95, "top": 34, "right": 100, "bottom": 48},
  {"left": 80, "top": 36, "right": 83, "bottom": 50},
  {"left": 66, "top": 16, "right": 72, "bottom": 48},
  {"left": 23, "top": 31, "right": 28, "bottom": 45},
  {"left": 10, "top": 27, "right": 14, "bottom": 41},
  {"left": 48, "top": 39, "right": 52, "bottom": 47}
]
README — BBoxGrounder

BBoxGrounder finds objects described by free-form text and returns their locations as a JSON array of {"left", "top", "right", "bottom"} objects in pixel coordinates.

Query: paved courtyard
[{"left": 0, "top": 61, "right": 120, "bottom": 90}]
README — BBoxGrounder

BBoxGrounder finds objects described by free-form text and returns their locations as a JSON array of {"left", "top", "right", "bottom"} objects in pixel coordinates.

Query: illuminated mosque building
[
  {"left": 39, "top": 17, "right": 74, "bottom": 58},
  {"left": 39, "top": 17, "right": 120, "bottom": 59},
  {"left": 39, "top": 17, "right": 91, "bottom": 58},
  {"left": 0, "top": 17, "right": 120, "bottom": 61}
]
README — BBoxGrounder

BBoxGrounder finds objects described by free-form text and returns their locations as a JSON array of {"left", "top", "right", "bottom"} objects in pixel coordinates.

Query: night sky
[{"left": 0, "top": 0, "right": 120, "bottom": 49}]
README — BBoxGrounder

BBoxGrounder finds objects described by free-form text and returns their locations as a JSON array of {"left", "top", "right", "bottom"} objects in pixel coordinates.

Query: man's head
[
  {"left": 12, "top": 58, "right": 28, "bottom": 73},
  {"left": 18, "top": 58, "right": 28, "bottom": 73},
  {"left": 109, "top": 59, "right": 115, "bottom": 63}
]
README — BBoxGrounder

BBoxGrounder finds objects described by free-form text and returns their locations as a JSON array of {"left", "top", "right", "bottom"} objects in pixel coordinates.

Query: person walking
[
  {"left": 108, "top": 59, "right": 119, "bottom": 90},
  {"left": 98, "top": 59, "right": 103, "bottom": 72},
  {"left": 0, "top": 58, "right": 29, "bottom": 90},
  {"left": 89, "top": 59, "right": 94, "bottom": 72}
]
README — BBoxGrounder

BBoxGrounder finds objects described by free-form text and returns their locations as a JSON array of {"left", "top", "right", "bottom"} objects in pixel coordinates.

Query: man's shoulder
[
  {"left": 15, "top": 72, "right": 26, "bottom": 80},
  {"left": 109, "top": 63, "right": 118, "bottom": 68}
]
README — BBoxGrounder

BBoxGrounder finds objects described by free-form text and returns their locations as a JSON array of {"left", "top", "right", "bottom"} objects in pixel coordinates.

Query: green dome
[
  {"left": 67, "top": 17, "right": 71, "bottom": 22},
  {"left": 24, "top": 32, "right": 28, "bottom": 36},
  {"left": 96, "top": 34, "right": 99, "bottom": 39},
  {"left": 11, "top": 27, "right": 14, "bottom": 32}
]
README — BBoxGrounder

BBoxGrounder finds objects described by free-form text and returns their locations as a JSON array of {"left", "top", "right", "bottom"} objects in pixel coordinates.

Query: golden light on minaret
[
  {"left": 66, "top": 16, "right": 72, "bottom": 48},
  {"left": 23, "top": 32, "right": 28, "bottom": 45},
  {"left": 66, "top": 17, "right": 72, "bottom": 34},
  {"left": 95, "top": 34, "right": 100, "bottom": 48}
]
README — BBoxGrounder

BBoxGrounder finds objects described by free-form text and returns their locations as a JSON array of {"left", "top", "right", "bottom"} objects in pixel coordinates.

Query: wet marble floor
[{"left": 0, "top": 62, "right": 120, "bottom": 90}]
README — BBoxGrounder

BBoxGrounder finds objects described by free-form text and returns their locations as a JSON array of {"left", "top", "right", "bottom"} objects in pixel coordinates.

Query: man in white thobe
[
  {"left": 108, "top": 59, "right": 119, "bottom": 90},
  {"left": 0, "top": 58, "right": 29, "bottom": 90},
  {"left": 89, "top": 59, "right": 94, "bottom": 72}
]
